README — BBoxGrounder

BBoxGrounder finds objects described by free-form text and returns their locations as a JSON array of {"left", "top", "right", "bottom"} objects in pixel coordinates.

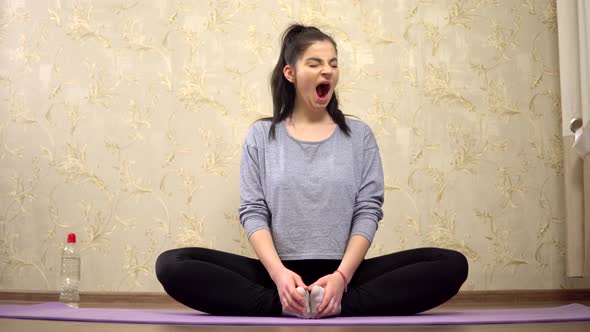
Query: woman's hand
[
  {"left": 270, "top": 267, "right": 308, "bottom": 315},
  {"left": 308, "top": 272, "right": 346, "bottom": 318}
]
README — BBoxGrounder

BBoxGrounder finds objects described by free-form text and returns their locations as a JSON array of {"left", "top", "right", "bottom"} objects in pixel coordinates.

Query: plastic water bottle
[{"left": 59, "top": 233, "right": 80, "bottom": 308}]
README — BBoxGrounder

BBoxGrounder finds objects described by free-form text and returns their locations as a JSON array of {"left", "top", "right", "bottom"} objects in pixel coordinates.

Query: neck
[
  {"left": 290, "top": 109, "right": 330, "bottom": 125},
  {"left": 291, "top": 99, "right": 330, "bottom": 125}
]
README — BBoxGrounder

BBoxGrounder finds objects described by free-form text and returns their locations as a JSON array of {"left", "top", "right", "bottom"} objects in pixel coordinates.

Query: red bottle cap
[{"left": 67, "top": 233, "right": 76, "bottom": 243}]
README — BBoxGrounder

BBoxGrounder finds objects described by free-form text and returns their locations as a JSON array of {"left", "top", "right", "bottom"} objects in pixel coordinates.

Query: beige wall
[{"left": 1, "top": 0, "right": 588, "bottom": 292}]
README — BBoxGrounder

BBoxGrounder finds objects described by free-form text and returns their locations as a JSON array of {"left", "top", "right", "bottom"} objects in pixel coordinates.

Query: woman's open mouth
[{"left": 316, "top": 82, "right": 331, "bottom": 99}]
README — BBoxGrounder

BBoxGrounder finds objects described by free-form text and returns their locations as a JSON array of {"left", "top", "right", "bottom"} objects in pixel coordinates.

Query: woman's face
[{"left": 284, "top": 40, "right": 339, "bottom": 113}]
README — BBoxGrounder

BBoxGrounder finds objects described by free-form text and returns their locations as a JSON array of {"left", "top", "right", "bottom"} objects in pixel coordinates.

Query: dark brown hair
[{"left": 259, "top": 24, "right": 352, "bottom": 139}]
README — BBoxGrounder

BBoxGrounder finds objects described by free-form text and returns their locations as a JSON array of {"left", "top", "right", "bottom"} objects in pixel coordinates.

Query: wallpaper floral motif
[{"left": 1, "top": 0, "right": 588, "bottom": 292}]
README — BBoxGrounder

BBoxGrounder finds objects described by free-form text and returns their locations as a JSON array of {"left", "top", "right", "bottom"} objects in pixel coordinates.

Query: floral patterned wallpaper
[{"left": 1, "top": 0, "right": 588, "bottom": 292}]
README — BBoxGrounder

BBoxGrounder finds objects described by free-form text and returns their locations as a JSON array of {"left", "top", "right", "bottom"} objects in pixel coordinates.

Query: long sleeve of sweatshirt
[{"left": 238, "top": 118, "right": 384, "bottom": 260}]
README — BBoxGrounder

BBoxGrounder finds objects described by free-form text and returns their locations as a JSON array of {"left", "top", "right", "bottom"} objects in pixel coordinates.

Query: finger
[
  {"left": 281, "top": 296, "right": 290, "bottom": 309},
  {"left": 312, "top": 276, "right": 328, "bottom": 287},
  {"left": 290, "top": 289, "right": 307, "bottom": 312},
  {"left": 322, "top": 294, "right": 339, "bottom": 314},
  {"left": 316, "top": 275, "right": 330, "bottom": 286},
  {"left": 327, "top": 302, "right": 338, "bottom": 317},
  {"left": 332, "top": 302, "right": 340, "bottom": 317},
  {"left": 317, "top": 300, "right": 337, "bottom": 318},
  {"left": 294, "top": 275, "right": 307, "bottom": 289},
  {"left": 290, "top": 289, "right": 306, "bottom": 308},
  {"left": 280, "top": 290, "right": 292, "bottom": 307},
  {"left": 316, "top": 305, "right": 329, "bottom": 318},
  {"left": 289, "top": 302, "right": 304, "bottom": 314},
  {"left": 317, "top": 294, "right": 332, "bottom": 313},
  {"left": 283, "top": 294, "right": 304, "bottom": 314},
  {"left": 314, "top": 274, "right": 332, "bottom": 287}
]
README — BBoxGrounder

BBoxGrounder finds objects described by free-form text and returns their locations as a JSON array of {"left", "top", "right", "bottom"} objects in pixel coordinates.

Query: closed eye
[
  {"left": 308, "top": 64, "right": 337, "bottom": 69},
  {"left": 305, "top": 56, "right": 338, "bottom": 68}
]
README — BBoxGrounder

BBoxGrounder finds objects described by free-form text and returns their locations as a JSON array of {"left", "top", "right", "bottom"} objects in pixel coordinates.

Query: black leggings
[{"left": 155, "top": 247, "right": 468, "bottom": 316}]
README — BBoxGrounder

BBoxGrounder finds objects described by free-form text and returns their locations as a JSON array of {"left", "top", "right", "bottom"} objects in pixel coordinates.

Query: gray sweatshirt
[{"left": 238, "top": 117, "right": 384, "bottom": 260}]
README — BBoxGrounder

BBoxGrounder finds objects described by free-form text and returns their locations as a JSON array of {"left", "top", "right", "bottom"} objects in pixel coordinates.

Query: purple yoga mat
[{"left": 0, "top": 302, "right": 589, "bottom": 326}]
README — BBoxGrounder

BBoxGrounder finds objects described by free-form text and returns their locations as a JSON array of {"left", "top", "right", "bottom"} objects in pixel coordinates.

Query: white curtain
[{"left": 556, "top": 0, "right": 590, "bottom": 277}]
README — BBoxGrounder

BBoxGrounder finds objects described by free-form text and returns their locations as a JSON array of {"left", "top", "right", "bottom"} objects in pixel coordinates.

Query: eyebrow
[{"left": 305, "top": 57, "right": 338, "bottom": 63}]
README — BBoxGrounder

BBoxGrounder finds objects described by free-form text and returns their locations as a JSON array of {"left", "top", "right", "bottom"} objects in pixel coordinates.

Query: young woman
[{"left": 156, "top": 24, "right": 468, "bottom": 318}]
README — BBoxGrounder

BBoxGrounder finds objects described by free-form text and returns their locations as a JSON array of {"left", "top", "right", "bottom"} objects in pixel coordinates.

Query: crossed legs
[{"left": 155, "top": 247, "right": 468, "bottom": 317}]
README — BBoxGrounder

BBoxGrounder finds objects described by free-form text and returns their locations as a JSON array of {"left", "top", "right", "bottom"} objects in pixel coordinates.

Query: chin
[{"left": 313, "top": 102, "right": 329, "bottom": 109}]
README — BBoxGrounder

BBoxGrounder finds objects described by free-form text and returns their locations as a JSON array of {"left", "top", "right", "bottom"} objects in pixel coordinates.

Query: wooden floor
[{"left": 1, "top": 300, "right": 589, "bottom": 332}]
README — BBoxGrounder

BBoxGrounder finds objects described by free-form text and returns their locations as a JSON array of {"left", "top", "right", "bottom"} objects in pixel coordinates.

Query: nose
[{"left": 321, "top": 64, "right": 333, "bottom": 76}]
